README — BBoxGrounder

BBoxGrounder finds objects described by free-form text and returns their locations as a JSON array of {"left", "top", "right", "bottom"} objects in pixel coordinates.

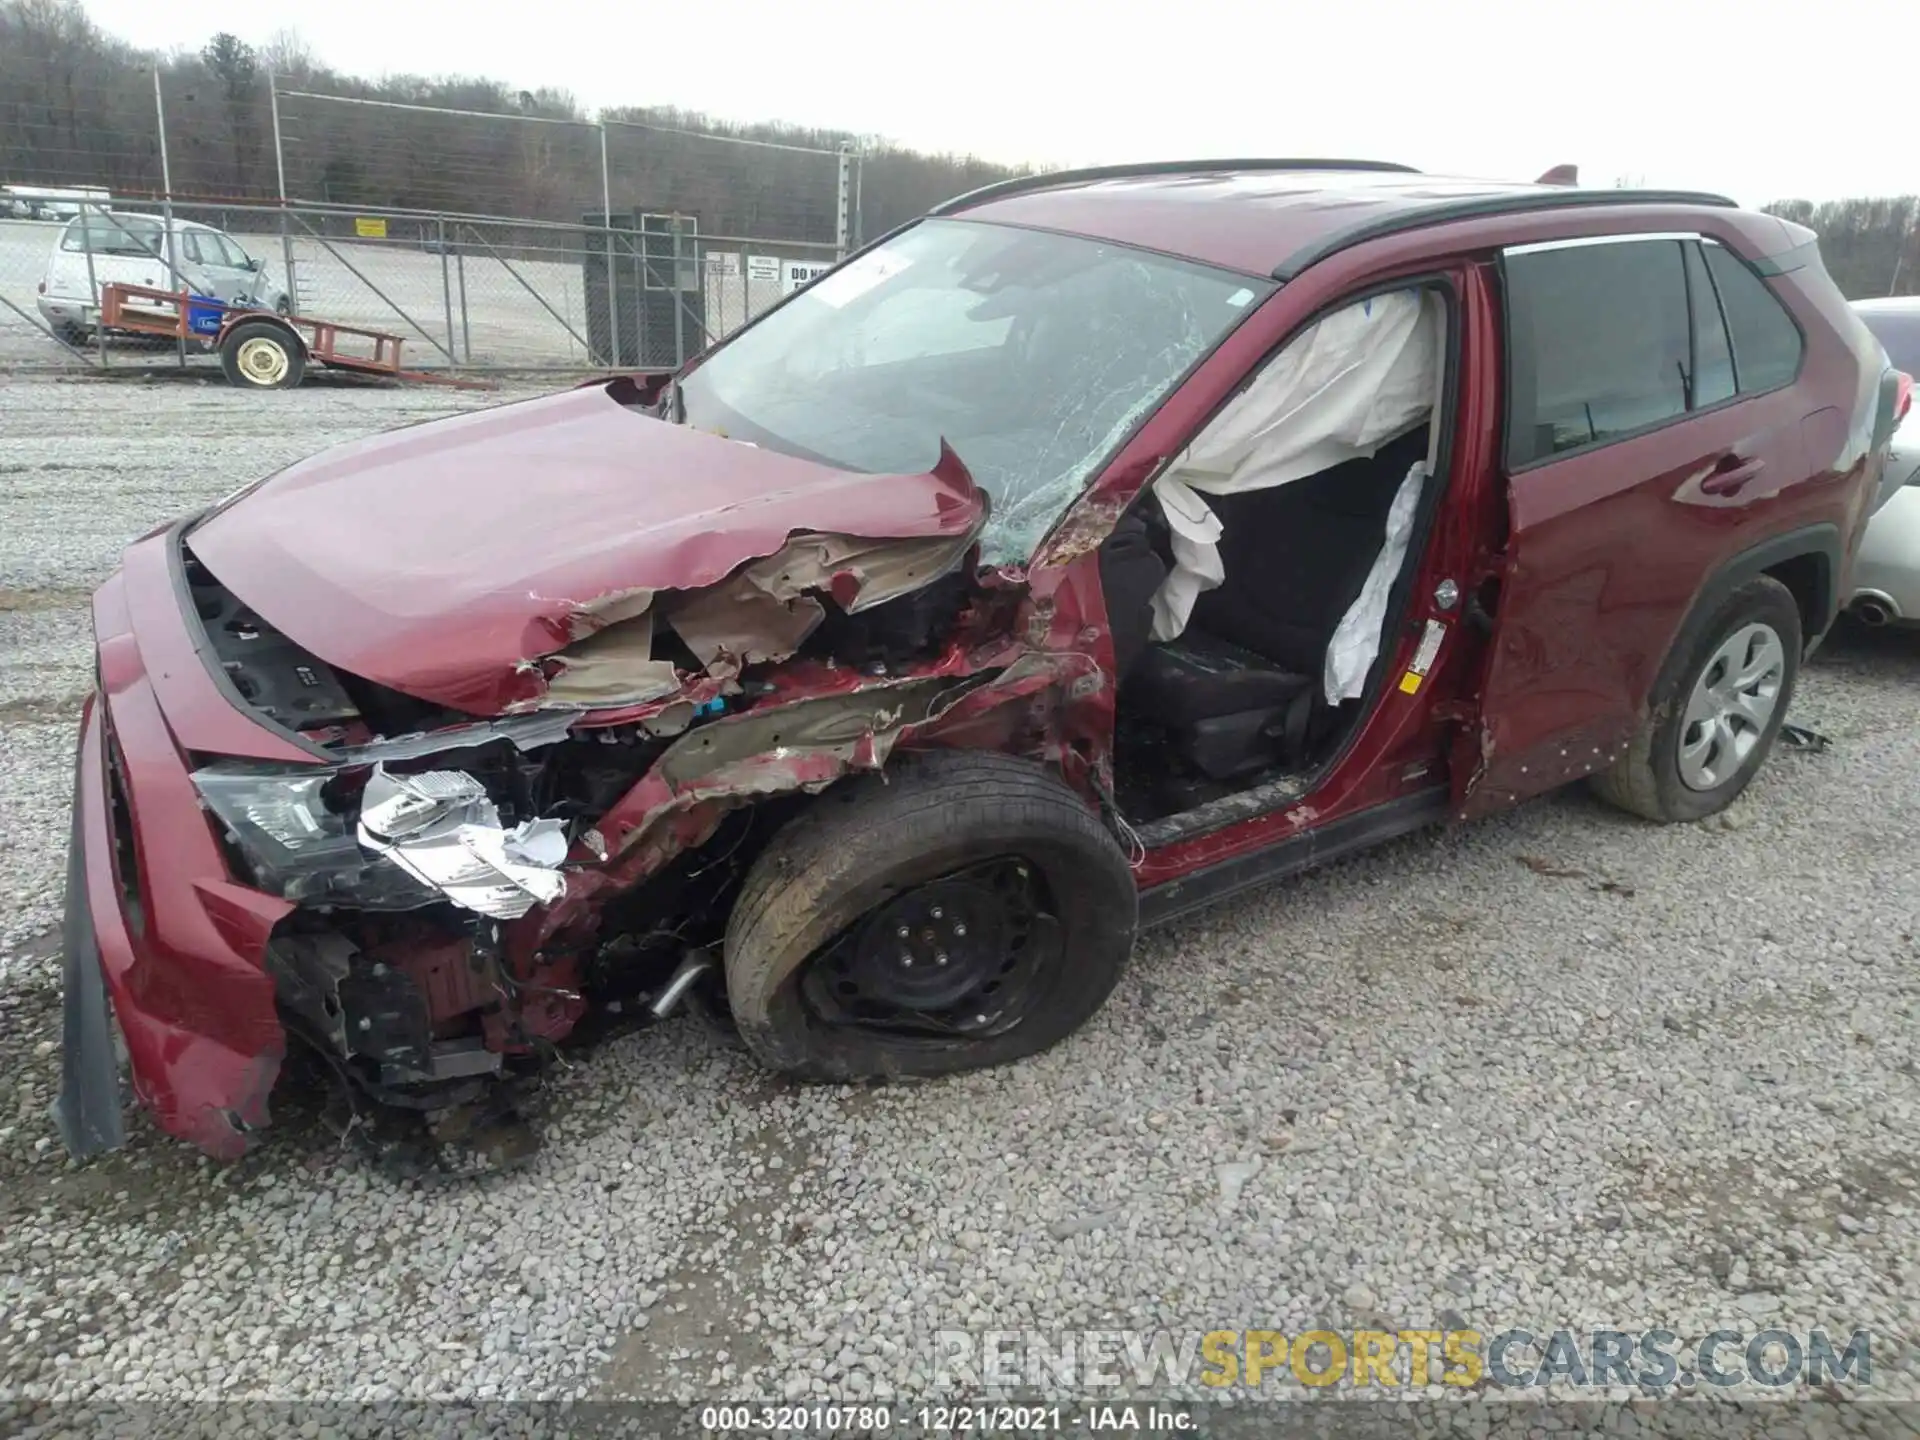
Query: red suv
[{"left": 57, "top": 161, "right": 1901, "bottom": 1164}]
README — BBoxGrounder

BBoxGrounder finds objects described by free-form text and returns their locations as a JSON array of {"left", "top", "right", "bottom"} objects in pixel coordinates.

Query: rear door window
[
  {"left": 61, "top": 216, "right": 163, "bottom": 257},
  {"left": 1501, "top": 237, "right": 1692, "bottom": 467},
  {"left": 1701, "top": 241, "right": 1803, "bottom": 393}
]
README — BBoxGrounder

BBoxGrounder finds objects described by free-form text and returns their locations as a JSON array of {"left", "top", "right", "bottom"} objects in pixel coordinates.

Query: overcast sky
[{"left": 81, "top": 0, "right": 1904, "bottom": 207}]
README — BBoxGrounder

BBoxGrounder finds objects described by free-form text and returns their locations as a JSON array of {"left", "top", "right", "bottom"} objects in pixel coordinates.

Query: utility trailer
[{"left": 96, "top": 283, "right": 493, "bottom": 391}]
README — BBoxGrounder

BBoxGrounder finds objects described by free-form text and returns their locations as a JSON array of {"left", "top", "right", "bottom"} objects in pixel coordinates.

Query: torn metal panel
[
  {"left": 537, "top": 526, "right": 984, "bottom": 701},
  {"left": 357, "top": 766, "right": 571, "bottom": 919},
  {"left": 664, "top": 583, "right": 825, "bottom": 674},
  {"left": 579, "top": 678, "right": 955, "bottom": 865},
  {"left": 661, "top": 529, "right": 981, "bottom": 671},
  {"left": 536, "top": 609, "right": 684, "bottom": 710},
  {"left": 184, "top": 385, "right": 989, "bottom": 717},
  {"left": 652, "top": 678, "right": 952, "bottom": 791},
  {"left": 565, "top": 585, "right": 653, "bottom": 642}
]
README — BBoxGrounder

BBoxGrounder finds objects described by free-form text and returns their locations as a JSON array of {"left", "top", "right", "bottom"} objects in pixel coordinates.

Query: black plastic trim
[
  {"left": 167, "top": 520, "right": 334, "bottom": 762},
  {"left": 1272, "top": 189, "right": 1740, "bottom": 282},
  {"left": 1686, "top": 523, "right": 1843, "bottom": 656},
  {"left": 1137, "top": 788, "right": 1449, "bottom": 930},
  {"left": 53, "top": 732, "right": 128, "bottom": 1159},
  {"left": 930, "top": 159, "right": 1420, "bottom": 217},
  {"left": 1752, "top": 240, "right": 1820, "bottom": 278}
]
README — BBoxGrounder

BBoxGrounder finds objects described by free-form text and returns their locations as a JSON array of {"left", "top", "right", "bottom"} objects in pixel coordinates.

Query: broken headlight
[
  {"left": 190, "top": 766, "right": 437, "bottom": 909},
  {"left": 355, "top": 766, "right": 569, "bottom": 921}
]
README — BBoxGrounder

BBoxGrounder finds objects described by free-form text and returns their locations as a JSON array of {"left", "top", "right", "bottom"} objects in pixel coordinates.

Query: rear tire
[
  {"left": 219, "top": 320, "right": 305, "bottom": 389},
  {"left": 723, "top": 751, "right": 1138, "bottom": 1081},
  {"left": 1591, "top": 576, "right": 1801, "bottom": 823}
]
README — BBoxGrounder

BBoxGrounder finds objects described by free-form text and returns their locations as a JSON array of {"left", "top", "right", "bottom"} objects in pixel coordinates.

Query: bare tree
[
  {"left": 260, "top": 27, "right": 315, "bottom": 83},
  {"left": 1, "top": 0, "right": 1020, "bottom": 236}
]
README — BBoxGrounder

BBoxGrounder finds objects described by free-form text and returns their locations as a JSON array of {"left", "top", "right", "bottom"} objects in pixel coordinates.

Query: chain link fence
[{"left": 0, "top": 70, "right": 859, "bottom": 377}]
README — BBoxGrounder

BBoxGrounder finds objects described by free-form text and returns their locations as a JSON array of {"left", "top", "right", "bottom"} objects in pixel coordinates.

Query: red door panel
[{"left": 1453, "top": 244, "right": 1810, "bottom": 820}]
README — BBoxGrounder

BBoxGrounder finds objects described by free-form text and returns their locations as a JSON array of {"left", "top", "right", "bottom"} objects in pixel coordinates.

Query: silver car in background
[{"left": 1850, "top": 298, "right": 1920, "bottom": 626}]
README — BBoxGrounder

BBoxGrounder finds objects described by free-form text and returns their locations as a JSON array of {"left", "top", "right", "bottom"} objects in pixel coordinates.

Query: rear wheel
[
  {"left": 723, "top": 751, "right": 1138, "bottom": 1080},
  {"left": 219, "top": 320, "right": 305, "bottom": 389},
  {"left": 1591, "top": 576, "right": 1801, "bottom": 822}
]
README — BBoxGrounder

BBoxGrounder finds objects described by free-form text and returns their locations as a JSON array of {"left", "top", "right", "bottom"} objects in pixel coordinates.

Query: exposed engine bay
[{"left": 177, "top": 516, "right": 1020, "bottom": 1164}]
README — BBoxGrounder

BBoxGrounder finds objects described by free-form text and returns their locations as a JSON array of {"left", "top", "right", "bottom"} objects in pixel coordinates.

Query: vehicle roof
[
  {"left": 940, "top": 162, "right": 1739, "bottom": 279},
  {"left": 1851, "top": 295, "right": 1920, "bottom": 314},
  {"left": 58, "top": 212, "right": 211, "bottom": 230}
]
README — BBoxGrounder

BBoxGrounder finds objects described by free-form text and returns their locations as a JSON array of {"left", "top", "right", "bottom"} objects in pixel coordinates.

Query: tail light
[{"left": 1897, "top": 370, "right": 1912, "bottom": 424}]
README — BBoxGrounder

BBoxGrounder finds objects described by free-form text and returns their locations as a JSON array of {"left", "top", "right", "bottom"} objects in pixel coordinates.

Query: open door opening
[{"left": 1101, "top": 283, "right": 1453, "bottom": 831}]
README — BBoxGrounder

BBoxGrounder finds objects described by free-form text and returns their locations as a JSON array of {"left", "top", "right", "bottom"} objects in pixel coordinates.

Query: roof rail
[
  {"left": 1271, "top": 186, "right": 1741, "bottom": 281},
  {"left": 929, "top": 158, "right": 1420, "bottom": 216}
]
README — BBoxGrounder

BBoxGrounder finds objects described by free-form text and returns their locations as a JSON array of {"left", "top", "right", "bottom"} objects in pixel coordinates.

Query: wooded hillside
[{"left": 0, "top": 0, "right": 1024, "bottom": 243}]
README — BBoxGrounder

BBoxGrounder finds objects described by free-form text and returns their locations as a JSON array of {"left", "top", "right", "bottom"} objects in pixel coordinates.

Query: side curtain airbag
[{"left": 1148, "top": 289, "right": 1439, "bottom": 646}]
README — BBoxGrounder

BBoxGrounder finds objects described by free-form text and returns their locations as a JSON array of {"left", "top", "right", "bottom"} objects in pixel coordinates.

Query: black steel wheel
[
  {"left": 799, "top": 858, "right": 1056, "bottom": 1039},
  {"left": 724, "top": 751, "right": 1137, "bottom": 1080}
]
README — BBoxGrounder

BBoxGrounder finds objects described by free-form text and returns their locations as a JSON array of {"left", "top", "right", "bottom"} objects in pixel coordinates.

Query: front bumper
[{"left": 53, "top": 540, "right": 304, "bottom": 1160}]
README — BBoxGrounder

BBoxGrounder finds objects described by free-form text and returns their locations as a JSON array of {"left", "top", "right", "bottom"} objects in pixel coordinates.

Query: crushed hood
[{"left": 187, "top": 382, "right": 987, "bottom": 714}]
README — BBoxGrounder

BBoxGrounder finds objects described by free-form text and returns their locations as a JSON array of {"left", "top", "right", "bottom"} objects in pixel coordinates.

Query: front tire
[
  {"left": 723, "top": 751, "right": 1138, "bottom": 1080},
  {"left": 219, "top": 320, "right": 305, "bottom": 389},
  {"left": 1591, "top": 576, "right": 1801, "bottom": 823}
]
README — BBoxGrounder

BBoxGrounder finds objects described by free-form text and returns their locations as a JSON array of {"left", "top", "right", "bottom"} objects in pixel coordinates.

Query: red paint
[
  {"left": 76, "top": 679, "right": 291, "bottom": 1157},
  {"left": 1453, "top": 233, "right": 1881, "bottom": 817},
  {"left": 187, "top": 384, "right": 986, "bottom": 714},
  {"left": 73, "top": 168, "right": 1887, "bottom": 1159}
]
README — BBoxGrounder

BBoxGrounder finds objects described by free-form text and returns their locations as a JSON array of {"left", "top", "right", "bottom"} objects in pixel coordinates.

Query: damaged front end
[{"left": 62, "top": 409, "right": 1101, "bottom": 1166}]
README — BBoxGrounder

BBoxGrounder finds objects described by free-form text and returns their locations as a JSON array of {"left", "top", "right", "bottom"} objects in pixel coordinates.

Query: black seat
[
  {"left": 1107, "top": 424, "right": 1431, "bottom": 787},
  {"left": 1124, "top": 632, "right": 1314, "bottom": 780},
  {"left": 1191, "top": 425, "right": 1430, "bottom": 675}
]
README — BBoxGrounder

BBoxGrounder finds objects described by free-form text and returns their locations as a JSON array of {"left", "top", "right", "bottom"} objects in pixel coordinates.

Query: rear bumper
[
  {"left": 1852, "top": 486, "right": 1920, "bottom": 619},
  {"left": 35, "top": 296, "right": 89, "bottom": 327},
  {"left": 53, "top": 546, "right": 301, "bottom": 1160}
]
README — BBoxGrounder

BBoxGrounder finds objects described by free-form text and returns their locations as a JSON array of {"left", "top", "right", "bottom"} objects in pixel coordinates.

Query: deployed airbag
[
  {"left": 1148, "top": 289, "right": 1440, "bottom": 652},
  {"left": 1325, "top": 460, "right": 1427, "bottom": 702}
]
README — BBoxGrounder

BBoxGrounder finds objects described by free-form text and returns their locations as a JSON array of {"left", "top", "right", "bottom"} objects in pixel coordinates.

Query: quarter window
[{"left": 1702, "top": 241, "right": 1804, "bottom": 393}]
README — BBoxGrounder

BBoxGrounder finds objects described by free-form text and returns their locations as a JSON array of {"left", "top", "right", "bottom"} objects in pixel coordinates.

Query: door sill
[
  {"left": 1131, "top": 769, "right": 1313, "bottom": 851},
  {"left": 1136, "top": 788, "right": 1448, "bottom": 929}
]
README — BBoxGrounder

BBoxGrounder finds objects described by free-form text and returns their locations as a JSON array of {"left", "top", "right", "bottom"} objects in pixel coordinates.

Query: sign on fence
[
  {"left": 781, "top": 260, "right": 833, "bottom": 295},
  {"left": 354, "top": 216, "right": 388, "bottom": 239},
  {"left": 705, "top": 251, "right": 741, "bottom": 277},
  {"left": 746, "top": 254, "right": 780, "bottom": 283}
]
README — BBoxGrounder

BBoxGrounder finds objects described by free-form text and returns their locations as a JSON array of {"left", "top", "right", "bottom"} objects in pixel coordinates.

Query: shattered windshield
[{"left": 678, "top": 218, "right": 1269, "bottom": 565}]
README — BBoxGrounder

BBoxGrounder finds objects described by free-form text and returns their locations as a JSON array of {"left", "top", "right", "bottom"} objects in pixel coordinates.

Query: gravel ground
[{"left": 0, "top": 373, "right": 1917, "bottom": 1423}]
